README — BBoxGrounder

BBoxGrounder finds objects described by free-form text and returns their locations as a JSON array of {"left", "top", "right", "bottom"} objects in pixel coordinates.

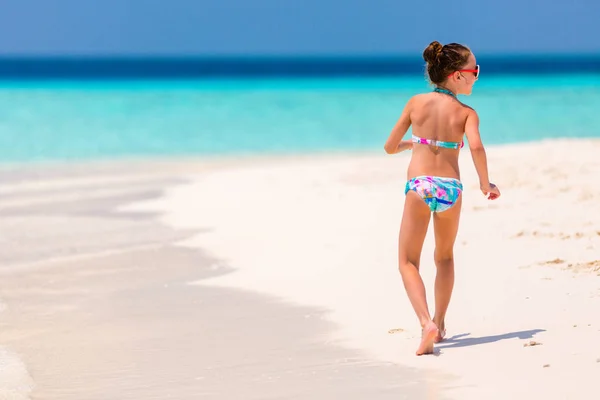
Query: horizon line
[{"left": 0, "top": 51, "right": 600, "bottom": 60}]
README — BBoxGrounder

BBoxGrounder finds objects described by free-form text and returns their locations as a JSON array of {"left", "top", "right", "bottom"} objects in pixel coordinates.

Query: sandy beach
[
  {"left": 123, "top": 138, "right": 600, "bottom": 399},
  {"left": 0, "top": 158, "right": 449, "bottom": 400},
  {"left": 0, "top": 139, "right": 599, "bottom": 399}
]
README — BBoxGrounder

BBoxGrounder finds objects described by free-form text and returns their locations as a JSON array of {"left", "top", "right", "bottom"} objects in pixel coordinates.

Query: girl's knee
[
  {"left": 434, "top": 249, "right": 454, "bottom": 264},
  {"left": 398, "top": 258, "right": 420, "bottom": 272}
]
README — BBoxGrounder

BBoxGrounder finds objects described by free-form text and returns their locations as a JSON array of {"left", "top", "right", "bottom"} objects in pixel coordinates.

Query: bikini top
[
  {"left": 411, "top": 87, "right": 465, "bottom": 150},
  {"left": 412, "top": 134, "right": 464, "bottom": 149}
]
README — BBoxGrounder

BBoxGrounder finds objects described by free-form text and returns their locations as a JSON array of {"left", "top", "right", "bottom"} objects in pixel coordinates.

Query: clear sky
[{"left": 0, "top": 0, "right": 598, "bottom": 56}]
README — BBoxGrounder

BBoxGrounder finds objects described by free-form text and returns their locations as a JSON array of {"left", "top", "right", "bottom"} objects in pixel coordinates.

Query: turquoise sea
[{"left": 0, "top": 57, "right": 599, "bottom": 163}]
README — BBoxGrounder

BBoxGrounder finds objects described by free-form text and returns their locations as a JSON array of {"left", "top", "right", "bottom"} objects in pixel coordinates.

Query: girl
[{"left": 384, "top": 41, "right": 501, "bottom": 355}]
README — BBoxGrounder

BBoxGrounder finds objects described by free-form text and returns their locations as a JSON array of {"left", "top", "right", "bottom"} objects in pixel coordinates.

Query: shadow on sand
[{"left": 436, "top": 328, "right": 546, "bottom": 350}]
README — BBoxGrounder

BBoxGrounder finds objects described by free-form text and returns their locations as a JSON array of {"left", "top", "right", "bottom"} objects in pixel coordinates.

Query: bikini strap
[
  {"left": 433, "top": 87, "right": 457, "bottom": 97},
  {"left": 412, "top": 134, "right": 463, "bottom": 150}
]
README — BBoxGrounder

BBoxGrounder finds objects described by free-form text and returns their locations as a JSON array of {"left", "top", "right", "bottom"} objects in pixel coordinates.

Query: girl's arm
[{"left": 384, "top": 97, "right": 413, "bottom": 154}]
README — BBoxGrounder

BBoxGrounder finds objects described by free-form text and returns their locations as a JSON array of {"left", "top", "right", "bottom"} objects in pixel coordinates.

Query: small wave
[
  {"left": 0, "top": 347, "right": 33, "bottom": 400},
  {"left": 0, "top": 300, "right": 33, "bottom": 400}
]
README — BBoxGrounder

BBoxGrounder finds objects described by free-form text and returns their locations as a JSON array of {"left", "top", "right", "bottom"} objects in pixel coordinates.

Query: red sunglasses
[{"left": 449, "top": 64, "right": 480, "bottom": 79}]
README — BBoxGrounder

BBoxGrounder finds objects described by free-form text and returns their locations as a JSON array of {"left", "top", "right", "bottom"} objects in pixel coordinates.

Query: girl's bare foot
[
  {"left": 434, "top": 328, "right": 446, "bottom": 343},
  {"left": 433, "top": 320, "right": 446, "bottom": 343},
  {"left": 416, "top": 321, "right": 438, "bottom": 356}
]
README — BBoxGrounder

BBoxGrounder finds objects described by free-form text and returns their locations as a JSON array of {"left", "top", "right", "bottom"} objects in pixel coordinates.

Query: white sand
[
  {"left": 4, "top": 161, "right": 447, "bottom": 400},
  {"left": 123, "top": 139, "right": 600, "bottom": 399}
]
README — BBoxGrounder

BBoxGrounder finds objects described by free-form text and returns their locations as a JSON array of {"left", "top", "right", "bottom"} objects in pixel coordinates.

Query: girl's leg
[
  {"left": 431, "top": 194, "right": 462, "bottom": 342},
  {"left": 398, "top": 190, "right": 437, "bottom": 355}
]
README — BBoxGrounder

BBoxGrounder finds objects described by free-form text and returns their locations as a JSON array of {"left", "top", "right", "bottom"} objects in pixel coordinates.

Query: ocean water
[{"left": 0, "top": 57, "right": 599, "bottom": 163}]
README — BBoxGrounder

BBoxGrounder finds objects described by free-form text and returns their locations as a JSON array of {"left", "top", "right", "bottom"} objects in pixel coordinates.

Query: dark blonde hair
[{"left": 423, "top": 41, "right": 471, "bottom": 84}]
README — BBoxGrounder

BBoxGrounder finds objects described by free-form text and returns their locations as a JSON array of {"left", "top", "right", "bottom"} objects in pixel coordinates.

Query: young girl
[{"left": 384, "top": 41, "right": 501, "bottom": 355}]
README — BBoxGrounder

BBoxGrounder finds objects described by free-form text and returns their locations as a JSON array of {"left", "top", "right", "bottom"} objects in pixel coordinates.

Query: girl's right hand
[{"left": 481, "top": 183, "right": 501, "bottom": 200}]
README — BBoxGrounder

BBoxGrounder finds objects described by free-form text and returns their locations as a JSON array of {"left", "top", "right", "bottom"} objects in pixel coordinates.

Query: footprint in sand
[
  {"left": 543, "top": 258, "right": 565, "bottom": 265},
  {"left": 388, "top": 328, "right": 405, "bottom": 334},
  {"left": 524, "top": 340, "right": 542, "bottom": 347},
  {"left": 513, "top": 230, "right": 598, "bottom": 240}
]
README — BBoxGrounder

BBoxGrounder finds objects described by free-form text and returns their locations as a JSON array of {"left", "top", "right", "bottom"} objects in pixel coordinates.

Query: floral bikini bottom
[{"left": 405, "top": 175, "right": 463, "bottom": 213}]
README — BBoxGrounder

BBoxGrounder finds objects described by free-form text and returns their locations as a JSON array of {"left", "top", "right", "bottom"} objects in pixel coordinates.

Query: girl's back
[{"left": 407, "top": 92, "right": 471, "bottom": 180}]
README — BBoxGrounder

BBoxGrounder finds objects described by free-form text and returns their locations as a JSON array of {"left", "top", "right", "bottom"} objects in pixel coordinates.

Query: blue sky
[{"left": 0, "top": 0, "right": 598, "bottom": 55}]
